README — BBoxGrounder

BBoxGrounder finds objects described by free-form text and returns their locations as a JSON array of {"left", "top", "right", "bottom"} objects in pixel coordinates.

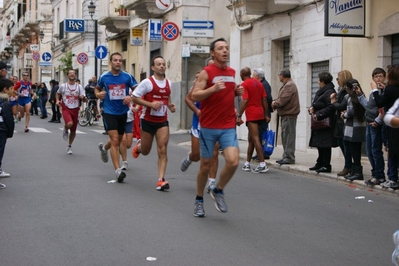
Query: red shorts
[{"left": 62, "top": 107, "right": 79, "bottom": 132}]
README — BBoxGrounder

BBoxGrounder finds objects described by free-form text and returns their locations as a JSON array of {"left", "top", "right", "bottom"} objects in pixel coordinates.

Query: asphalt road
[{"left": 0, "top": 116, "right": 398, "bottom": 266}]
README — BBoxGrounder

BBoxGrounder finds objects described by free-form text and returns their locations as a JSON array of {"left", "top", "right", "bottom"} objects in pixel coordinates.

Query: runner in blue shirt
[{"left": 96, "top": 52, "right": 138, "bottom": 183}]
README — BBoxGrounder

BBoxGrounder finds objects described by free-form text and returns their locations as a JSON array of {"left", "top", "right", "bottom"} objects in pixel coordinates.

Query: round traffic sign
[
  {"left": 32, "top": 52, "right": 40, "bottom": 61},
  {"left": 155, "top": 0, "right": 170, "bottom": 10},
  {"left": 95, "top": 45, "right": 108, "bottom": 60},
  {"left": 77, "top": 52, "right": 88, "bottom": 65},
  {"left": 161, "top": 22, "right": 179, "bottom": 41},
  {"left": 42, "top": 52, "right": 52, "bottom": 62}
]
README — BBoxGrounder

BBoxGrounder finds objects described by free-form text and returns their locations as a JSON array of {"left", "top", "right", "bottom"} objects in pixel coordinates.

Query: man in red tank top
[
  {"left": 131, "top": 56, "right": 176, "bottom": 191},
  {"left": 191, "top": 38, "right": 244, "bottom": 217}
]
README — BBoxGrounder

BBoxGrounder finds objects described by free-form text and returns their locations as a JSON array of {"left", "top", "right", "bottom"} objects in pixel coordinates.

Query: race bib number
[
  {"left": 21, "top": 89, "right": 29, "bottom": 97},
  {"left": 150, "top": 104, "right": 167, "bottom": 116},
  {"left": 65, "top": 95, "right": 78, "bottom": 106},
  {"left": 109, "top": 84, "right": 126, "bottom": 100}
]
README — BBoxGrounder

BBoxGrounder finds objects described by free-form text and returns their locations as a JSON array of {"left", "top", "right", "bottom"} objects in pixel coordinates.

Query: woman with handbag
[
  {"left": 340, "top": 79, "right": 366, "bottom": 181},
  {"left": 308, "top": 72, "right": 337, "bottom": 173}
]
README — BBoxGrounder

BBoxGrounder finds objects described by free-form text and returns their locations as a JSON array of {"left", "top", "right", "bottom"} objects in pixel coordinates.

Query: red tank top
[
  {"left": 200, "top": 64, "right": 236, "bottom": 129},
  {"left": 143, "top": 76, "right": 171, "bottom": 123}
]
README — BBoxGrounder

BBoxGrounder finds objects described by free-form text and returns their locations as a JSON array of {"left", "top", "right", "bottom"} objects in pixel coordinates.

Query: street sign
[
  {"left": 95, "top": 45, "right": 108, "bottom": 60},
  {"left": 64, "top": 19, "right": 85, "bottom": 33},
  {"left": 182, "top": 20, "right": 214, "bottom": 38},
  {"left": 42, "top": 52, "right": 52, "bottom": 62},
  {"left": 155, "top": 0, "right": 170, "bottom": 10},
  {"left": 30, "top": 44, "right": 39, "bottom": 51},
  {"left": 161, "top": 22, "right": 179, "bottom": 41},
  {"left": 149, "top": 19, "right": 162, "bottom": 42},
  {"left": 39, "top": 62, "right": 52, "bottom": 67},
  {"left": 130, "top": 28, "right": 143, "bottom": 46},
  {"left": 182, "top": 44, "right": 190, "bottom": 58},
  {"left": 77, "top": 52, "right": 89, "bottom": 65},
  {"left": 190, "top": 45, "right": 210, "bottom": 54},
  {"left": 32, "top": 52, "right": 40, "bottom": 61}
]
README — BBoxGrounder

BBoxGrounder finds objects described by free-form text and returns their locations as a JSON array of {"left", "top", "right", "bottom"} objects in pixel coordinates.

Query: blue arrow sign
[
  {"left": 182, "top": 20, "right": 214, "bottom": 29},
  {"left": 42, "top": 52, "right": 51, "bottom": 62},
  {"left": 95, "top": 45, "right": 108, "bottom": 60}
]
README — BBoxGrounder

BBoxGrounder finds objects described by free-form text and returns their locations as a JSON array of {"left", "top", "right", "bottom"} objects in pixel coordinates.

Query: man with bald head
[{"left": 237, "top": 67, "right": 270, "bottom": 173}]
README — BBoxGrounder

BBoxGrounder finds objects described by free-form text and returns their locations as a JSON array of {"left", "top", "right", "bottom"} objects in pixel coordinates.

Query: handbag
[
  {"left": 311, "top": 117, "right": 331, "bottom": 130},
  {"left": 262, "top": 128, "right": 275, "bottom": 156}
]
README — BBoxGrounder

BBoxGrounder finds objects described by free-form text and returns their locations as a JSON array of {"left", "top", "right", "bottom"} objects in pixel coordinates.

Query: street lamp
[
  {"left": 39, "top": 30, "right": 55, "bottom": 45},
  {"left": 88, "top": 0, "right": 98, "bottom": 77}
]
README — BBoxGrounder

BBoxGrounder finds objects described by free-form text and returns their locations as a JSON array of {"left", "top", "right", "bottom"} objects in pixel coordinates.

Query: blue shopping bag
[{"left": 262, "top": 129, "right": 275, "bottom": 157}]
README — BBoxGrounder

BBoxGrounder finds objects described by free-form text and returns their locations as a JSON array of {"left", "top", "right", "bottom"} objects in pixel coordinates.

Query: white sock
[
  {"left": 260, "top": 162, "right": 266, "bottom": 167},
  {"left": 245, "top": 161, "right": 250, "bottom": 166}
]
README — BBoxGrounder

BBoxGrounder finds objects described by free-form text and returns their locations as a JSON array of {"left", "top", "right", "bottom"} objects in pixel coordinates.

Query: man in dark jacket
[
  {"left": 0, "top": 78, "right": 15, "bottom": 184},
  {"left": 48, "top": 80, "right": 61, "bottom": 123},
  {"left": 252, "top": 68, "right": 273, "bottom": 160}
]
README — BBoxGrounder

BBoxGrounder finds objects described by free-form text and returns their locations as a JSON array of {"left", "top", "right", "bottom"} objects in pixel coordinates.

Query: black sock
[
  {"left": 213, "top": 187, "right": 223, "bottom": 193},
  {"left": 196, "top": 196, "right": 203, "bottom": 201}
]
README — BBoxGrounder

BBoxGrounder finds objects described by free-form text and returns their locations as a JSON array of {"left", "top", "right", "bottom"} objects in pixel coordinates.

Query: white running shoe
[
  {"left": 0, "top": 170, "right": 11, "bottom": 178},
  {"left": 121, "top": 161, "right": 128, "bottom": 171},
  {"left": 98, "top": 142, "right": 109, "bottom": 163},
  {"left": 63, "top": 129, "right": 69, "bottom": 141},
  {"left": 66, "top": 146, "right": 73, "bottom": 155},
  {"left": 206, "top": 179, "right": 216, "bottom": 193},
  {"left": 115, "top": 168, "right": 126, "bottom": 183}
]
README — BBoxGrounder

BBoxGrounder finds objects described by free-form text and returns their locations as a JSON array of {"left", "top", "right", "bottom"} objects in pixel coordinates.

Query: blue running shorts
[{"left": 199, "top": 128, "right": 238, "bottom": 158}]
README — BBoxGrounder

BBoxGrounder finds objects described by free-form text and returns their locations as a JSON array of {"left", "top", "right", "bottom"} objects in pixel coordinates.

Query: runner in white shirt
[
  {"left": 56, "top": 69, "right": 86, "bottom": 154},
  {"left": 131, "top": 56, "right": 176, "bottom": 191}
]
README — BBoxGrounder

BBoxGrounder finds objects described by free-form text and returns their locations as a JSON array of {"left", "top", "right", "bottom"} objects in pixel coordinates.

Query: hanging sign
[{"left": 324, "top": 0, "right": 365, "bottom": 37}]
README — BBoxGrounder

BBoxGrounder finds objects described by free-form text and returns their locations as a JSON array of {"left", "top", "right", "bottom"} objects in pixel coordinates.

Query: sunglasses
[{"left": 22, "top": 74, "right": 28, "bottom": 76}]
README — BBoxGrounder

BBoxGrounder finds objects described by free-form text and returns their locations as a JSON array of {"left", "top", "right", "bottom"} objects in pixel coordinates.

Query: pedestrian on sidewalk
[
  {"left": 0, "top": 78, "right": 16, "bottom": 181},
  {"left": 252, "top": 67, "right": 273, "bottom": 161},
  {"left": 341, "top": 79, "right": 366, "bottom": 181},
  {"left": 237, "top": 67, "right": 270, "bottom": 173},
  {"left": 374, "top": 64, "right": 399, "bottom": 190},
  {"left": 38, "top": 82, "right": 48, "bottom": 119},
  {"left": 331, "top": 70, "right": 353, "bottom": 176},
  {"left": 358, "top": 68, "right": 386, "bottom": 186},
  {"left": 272, "top": 69, "right": 300, "bottom": 165},
  {"left": 48, "top": 80, "right": 61, "bottom": 123},
  {"left": 309, "top": 72, "right": 337, "bottom": 173}
]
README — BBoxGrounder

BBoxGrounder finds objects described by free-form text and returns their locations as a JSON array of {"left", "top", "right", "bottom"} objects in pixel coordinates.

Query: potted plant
[{"left": 115, "top": 5, "right": 127, "bottom": 16}]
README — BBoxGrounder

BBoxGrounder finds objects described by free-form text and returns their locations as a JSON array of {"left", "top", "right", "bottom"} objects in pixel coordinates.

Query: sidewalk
[{"left": 237, "top": 139, "right": 399, "bottom": 196}]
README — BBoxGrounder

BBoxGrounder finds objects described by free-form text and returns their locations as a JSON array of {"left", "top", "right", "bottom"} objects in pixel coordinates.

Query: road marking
[
  {"left": 25, "top": 127, "right": 51, "bottom": 133},
  {"left": 59, "top": 128, "right": 86, "bottom": 134},
  {"left": 91, "top": 129, "right": 106, "bottom": 134}
]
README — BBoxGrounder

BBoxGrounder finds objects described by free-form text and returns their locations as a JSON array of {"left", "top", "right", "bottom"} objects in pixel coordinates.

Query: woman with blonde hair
[{"left": 331, "top": 70, "right": 353, "bottom": 176}]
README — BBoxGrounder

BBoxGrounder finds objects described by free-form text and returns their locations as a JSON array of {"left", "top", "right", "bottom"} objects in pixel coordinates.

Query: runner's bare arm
[
  {"left": 132, "top": 95, "right": 163, "bottom": 110},
  {"left": 95, "top": 85, "right": 106, "bottom": 100},
  {"left": 192, "top": 70, "right": 224, "bottom": 102}
]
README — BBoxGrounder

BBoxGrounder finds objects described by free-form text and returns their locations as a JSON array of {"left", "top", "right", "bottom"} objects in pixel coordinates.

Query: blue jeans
[
  {"left": 0, "top": 131, "right": 7, "bottom": 169},
  {"left": 40, "top": 98, "right": 48, "bottom": 117},
  {"left": 365, "top": 124, "right": 385, "bottom": 179},
  {"left": 338, "top": 138, "right": 353, "bottom": 169},
  {"left": 387, "top": 155, "right": 399, "bottom": 181}
]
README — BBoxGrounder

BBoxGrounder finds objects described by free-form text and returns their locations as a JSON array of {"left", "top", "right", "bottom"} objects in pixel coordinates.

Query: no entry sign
[{"left": 161, "top": 22, "right": 179, "bottom": 41}]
